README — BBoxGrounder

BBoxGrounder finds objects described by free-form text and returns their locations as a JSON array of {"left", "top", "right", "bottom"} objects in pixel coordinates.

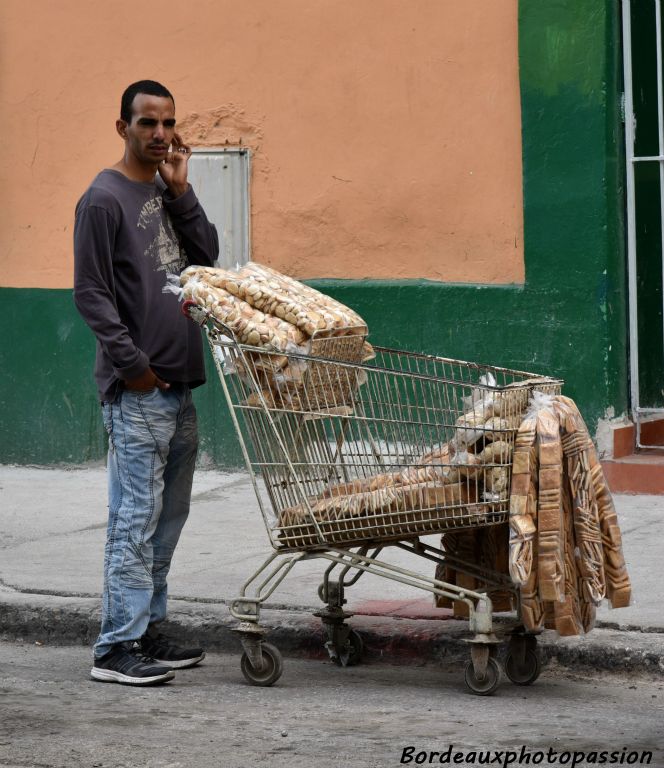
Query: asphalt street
[{"left": 1, "top": 640, "right": 662, "bottom": 768}]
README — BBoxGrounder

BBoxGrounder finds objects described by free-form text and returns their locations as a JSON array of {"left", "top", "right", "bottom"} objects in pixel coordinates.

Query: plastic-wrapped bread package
[
  {"left": 454, "top": 404, "right": 494, "bottom": 449},
  {"left": 493, "top": 386, "right": 530, "bottom": 418},
  {"left": 203, "top": 266, "right": 327, "bottom": 337},
  {"left": 417, "top": 439, "right": 504, "bottom": 496},
  {"left": 509, "top": 414, "right": 543, "bottom": 630},
  {"left": 509, "top": 514, "right": 536, "bottom": 586},
  {"left": 179, "top": 263, "right": 371, "bottom": 416},
  {"left": 241, "top": 262, "right": 368, "bottom": 332},
  {"left": 402, "top": 442, "right": 461, "bottom": 485},
  {"left": 431, "top": 400, "right": 526, "bottom": 614},
  {"left": 588, "top": 451, "right": 632, "bottom": 608},
  {"left": 182, "top": 261, "right": 370, "bottom": 340},
  {"left": 244, "top": 387, "right": 304, "bottom": 411},
  {"left": 419, "top": 442, "right": 453, "bottom": 466},
  {"left": 433, "top": 436, "right": 520, "bottom": 614},
  {"left": 361, "top": 341, "right": 376, "bottom": 361},
  {"left": 519, "top": 392, "right": 630, "bottom": 635},
  {"left": 197, "top": 261, "right": 367, "bottom": 335},
  {"left": 554, "top": 395, "right": 629, "bottom": 610},
  {"left": 394, "top": 464, "right": 449, "bottom": 486},
  {"left": 454, "top": 397, "right": 522, "bottom": 452},
  {"left": 180, "top": 274, "right": 307, "bottom": 352},
  {"left": 554, "top": 396, "right": 631, "bottom": 609},
  {"left": 283, "top": 474, "right": 472, "bottom": 527},
  {"left": 433, "top": 390, "right": 631, "bottom": 636},
  {"left": 437, "top": 384, "right": 549, "bottom": 619},
  {"left": 535, "top": 408, "right": 566, "bottom": 604},
  {"left": 478, "top": 440, "right": 513, "bottom": 465},
  {"left": 531, "top": 420, "right": 585, "bottom": 638},
  {"left": 278, "top": 475, "right": 478, "bottom": 548},
  {"left": 552, "top": 462, "right": 585, "bottom": 636},
  {"left": 557, "top": 408, "right": 606, "bottom": 609}
]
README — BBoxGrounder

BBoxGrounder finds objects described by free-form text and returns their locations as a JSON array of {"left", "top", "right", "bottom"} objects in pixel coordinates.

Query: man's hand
[
  {"left": 124, "top": 368, "right": 170, "bottom": 393},
  {"left": 157, "top": 132, "right": 191, "bottom": 198}
]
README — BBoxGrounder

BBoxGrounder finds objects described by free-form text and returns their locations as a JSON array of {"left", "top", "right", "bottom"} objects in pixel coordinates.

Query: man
[{"left": 73, "top": 80, "right": 219, "bottom": 686}]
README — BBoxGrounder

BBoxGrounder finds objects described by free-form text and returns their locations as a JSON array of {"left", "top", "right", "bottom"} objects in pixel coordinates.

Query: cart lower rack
[{"left": 186, "top": 303, "right": 562, "bottom": 695}]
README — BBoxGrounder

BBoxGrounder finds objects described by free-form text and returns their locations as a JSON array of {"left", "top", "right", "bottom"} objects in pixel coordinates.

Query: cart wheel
[
  {"left": 505, "top": 648, "right": 541, "bottom": 686},
  {"left": 342, "top": 629, "right": 364, "bottom": 667},
  {"left": 348, "top": 629, "right": 364, "bottom": 665},
  {"left": 464, "top": 657, "right": 501, "bottom": 696},
  {"left": 240, "top": 642, "right": 283, "bottom": 687},
  {"left": 330, "top": 628, "right": 364, "bottom": 667}
]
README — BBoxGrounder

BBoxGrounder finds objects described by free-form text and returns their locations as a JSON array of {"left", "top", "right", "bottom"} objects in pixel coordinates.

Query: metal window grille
[
  {"left": 188, "top": 148, "right": 251, "bottom": 269},
  {"left": 622, "top": 0, "right": 664, "bottom": 448}
]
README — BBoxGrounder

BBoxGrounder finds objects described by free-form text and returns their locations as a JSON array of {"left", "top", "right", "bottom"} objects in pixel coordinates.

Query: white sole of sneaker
[
  {"left": 90, "top": 667, "right": 175, "bottom": 685},
  {"left": 154, "top": 652, "right": 206, "bottom": 670}
]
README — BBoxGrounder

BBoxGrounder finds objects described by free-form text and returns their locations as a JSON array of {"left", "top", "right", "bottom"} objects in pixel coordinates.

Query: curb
[{"left": 1, "top": 592, "right": 663, "bottom": 677}]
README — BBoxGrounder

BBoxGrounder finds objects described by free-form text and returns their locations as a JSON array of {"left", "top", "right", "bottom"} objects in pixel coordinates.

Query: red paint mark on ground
[{"left": 350, "top": 598, "right": 454, "bottom": 621}]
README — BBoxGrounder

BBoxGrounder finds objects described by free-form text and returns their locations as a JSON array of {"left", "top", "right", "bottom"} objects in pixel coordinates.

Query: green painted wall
[{"left": 0, "top": 0, "right": 628, "bottom": 466}]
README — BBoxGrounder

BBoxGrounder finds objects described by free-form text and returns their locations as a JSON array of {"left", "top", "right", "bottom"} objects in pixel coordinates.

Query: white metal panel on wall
[{"left": 187, "top": 148, "right": 251, "bottom": 269}]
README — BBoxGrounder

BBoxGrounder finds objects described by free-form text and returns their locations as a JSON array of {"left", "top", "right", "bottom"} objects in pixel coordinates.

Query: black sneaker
[
  {"left": 91, "top": 644, "right": 175, "bottom": 686},
  {"left": 139, "top": 629, "right": 206, "bottom": 669}
]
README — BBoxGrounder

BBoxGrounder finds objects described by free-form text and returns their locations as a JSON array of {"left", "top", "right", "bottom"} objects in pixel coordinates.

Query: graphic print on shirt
[{"left": 137, "top": 195, "right": 187, "bottom": 275}]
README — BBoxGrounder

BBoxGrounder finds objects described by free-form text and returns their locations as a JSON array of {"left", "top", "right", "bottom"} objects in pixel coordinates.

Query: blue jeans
[{"left": 94, "top": 386, "right": 198, "bottom": 658}]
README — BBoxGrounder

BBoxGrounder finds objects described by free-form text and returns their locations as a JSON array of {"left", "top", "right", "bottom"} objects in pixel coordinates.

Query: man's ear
[{"left": 115, "top": 119, "right": 128, "bottom": 140}]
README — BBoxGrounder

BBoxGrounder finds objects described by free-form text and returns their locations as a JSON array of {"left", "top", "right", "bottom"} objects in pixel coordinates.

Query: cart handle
[{"left": 182, "top": 299, "right": 209, "bottom": 327}]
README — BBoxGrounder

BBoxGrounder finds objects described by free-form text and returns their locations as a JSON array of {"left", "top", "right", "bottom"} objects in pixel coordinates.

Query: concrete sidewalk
[{"left": 1, "top": 465, "right": 663, "bottom": 675}]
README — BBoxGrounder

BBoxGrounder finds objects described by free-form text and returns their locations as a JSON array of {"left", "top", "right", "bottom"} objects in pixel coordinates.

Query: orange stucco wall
[{"left": 0, "top": 0, "right": 524, "bottom": 288}]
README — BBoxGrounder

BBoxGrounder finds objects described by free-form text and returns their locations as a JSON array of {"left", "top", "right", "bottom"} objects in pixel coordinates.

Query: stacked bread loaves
[
  {"left": 180, "top": 262, "right": 373, "bottom": 411},
  {"left": 510, "top": 394, "right": 631, "bottom": 635},
  {"left": 436, "top": 393, "right": 631, "bottom": 637}
]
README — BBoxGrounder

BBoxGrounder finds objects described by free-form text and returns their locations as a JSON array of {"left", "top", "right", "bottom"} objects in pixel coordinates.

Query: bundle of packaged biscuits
[{"left": 178, "top": 262, "right": 374, "bottom": 411}]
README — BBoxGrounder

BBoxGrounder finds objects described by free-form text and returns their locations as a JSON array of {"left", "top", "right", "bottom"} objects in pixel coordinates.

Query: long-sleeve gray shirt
[{"left": 73, "top": 169, "right": 219, "bottom": 402}]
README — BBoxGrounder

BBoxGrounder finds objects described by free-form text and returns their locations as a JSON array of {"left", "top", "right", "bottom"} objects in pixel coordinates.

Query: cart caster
[
  {"left": 347, "top": 629, "right": 364, "bottom": 665},
  {"left": 464, "top": 657, "right": 501, "bottom": 696},
  {"left": 505, "top": 648, "right": 541, "bottom": 686},
  {"left": 505, "top": 630, "right": 541, "bottom": 686},
  {"left": 329, "top": 628, "right": 363, "bottom": 667},
  {"left": 240, "top": 642, "right": 283, "bottom": 687}
]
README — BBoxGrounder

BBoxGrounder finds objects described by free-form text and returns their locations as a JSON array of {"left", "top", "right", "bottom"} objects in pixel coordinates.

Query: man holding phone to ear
[{"left": 74, "top": 80, "right": 219, "bottom": 686}]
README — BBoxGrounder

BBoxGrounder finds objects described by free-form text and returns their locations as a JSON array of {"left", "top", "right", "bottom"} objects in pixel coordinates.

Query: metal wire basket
[{"left": 197, "top": 310, "right": 562, "bottom": 552}]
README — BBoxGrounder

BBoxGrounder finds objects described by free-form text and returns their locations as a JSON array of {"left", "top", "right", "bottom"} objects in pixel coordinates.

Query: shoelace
[
  {"left": 131, "top": 650, "right": 161, "bottom": 665},
  {"left": 127, "top": 643, "right": 161, "bottom": 665},
  {"left": 144, "top": 633, "right": 176, "bottom": 653}
]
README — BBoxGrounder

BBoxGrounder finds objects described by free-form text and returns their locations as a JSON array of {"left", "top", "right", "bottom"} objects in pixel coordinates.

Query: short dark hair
[{"left": 120, "top": 80, "right": 174, "bottom": 123}]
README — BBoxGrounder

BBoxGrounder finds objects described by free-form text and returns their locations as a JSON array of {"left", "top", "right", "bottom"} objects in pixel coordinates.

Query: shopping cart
[{"left": 184, "top": 301, "right": 562, "bottom": 695}]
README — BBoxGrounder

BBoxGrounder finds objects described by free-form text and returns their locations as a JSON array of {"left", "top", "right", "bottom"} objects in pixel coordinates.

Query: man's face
[{"left": 119, "top": 93, "right": 176, "bottom": 166}]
